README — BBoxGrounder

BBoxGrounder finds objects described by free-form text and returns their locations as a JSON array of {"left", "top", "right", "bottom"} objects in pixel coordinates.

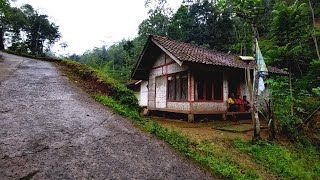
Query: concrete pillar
[
  {"left": 188, "top": 114, "right": 194, "bottom": 123},
  {"left": 162, "top": 111, "right": 167, "bottom": 118},
  {"left": 222, "top": 114, "right": 226, "bottom": 121}
]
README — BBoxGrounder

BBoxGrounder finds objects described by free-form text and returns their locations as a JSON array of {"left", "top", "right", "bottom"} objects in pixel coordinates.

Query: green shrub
[{"left": 234, "top": 138, "right": 320, "bottom": 179}]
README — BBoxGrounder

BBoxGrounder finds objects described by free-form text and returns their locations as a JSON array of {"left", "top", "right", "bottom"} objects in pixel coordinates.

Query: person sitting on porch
[
  {"left": 227, "top": 93, "right": 237, "bottom": 112},
  {"left": 234, "top": 94, "right": 243, "bottom": 112},
  {"left": 242, "top": 95, "right": 251, "bottom": 111}
]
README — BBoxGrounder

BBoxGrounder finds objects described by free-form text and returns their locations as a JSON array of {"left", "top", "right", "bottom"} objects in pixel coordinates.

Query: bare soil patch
[
  {"left": 153, "top": 117, "right": 269, "bottom": 141},
  {"left": 152, "top": 117, "right": 276, "bottom": 179}
]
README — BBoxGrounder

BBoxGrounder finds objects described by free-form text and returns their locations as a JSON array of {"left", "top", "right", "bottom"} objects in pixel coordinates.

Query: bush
[{"left": 234, "top": 138, "right": 320, "bottom": 179}]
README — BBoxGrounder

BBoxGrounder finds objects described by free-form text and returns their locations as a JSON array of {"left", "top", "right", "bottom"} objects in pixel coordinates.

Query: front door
[{"left": 155, "top": 76, "right": 166, "bottom": 108}]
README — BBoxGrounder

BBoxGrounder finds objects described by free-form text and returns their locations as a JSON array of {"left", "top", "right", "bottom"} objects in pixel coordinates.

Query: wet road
[{"left": 0, "top": 52, "right": 213, "bottom": 179}]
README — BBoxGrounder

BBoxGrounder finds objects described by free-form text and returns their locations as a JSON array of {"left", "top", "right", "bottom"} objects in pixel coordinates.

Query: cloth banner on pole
[
  {"left": 258, "top": 77, "right": 265, "bottom": 95},
  {"left": 255, "top": 39, "right": 268, "bottom": 96},
  {"left": 256, "top": 39, "right": 268, "bottom": 75}
]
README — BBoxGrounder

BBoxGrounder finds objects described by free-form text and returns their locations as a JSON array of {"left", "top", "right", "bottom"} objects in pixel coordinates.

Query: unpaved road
[{"left": 0, "top": 52, "right": 213, "bottom": 179}]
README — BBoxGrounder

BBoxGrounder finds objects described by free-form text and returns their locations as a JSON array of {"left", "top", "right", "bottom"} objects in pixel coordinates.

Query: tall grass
[{"left": 234, "top": 138, "right": 320, "bottom": 179}]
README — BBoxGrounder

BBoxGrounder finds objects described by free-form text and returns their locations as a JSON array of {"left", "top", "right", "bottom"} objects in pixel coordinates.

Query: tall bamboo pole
[{"left": 251, "top": 23, "right": 261, "bottom": 143}]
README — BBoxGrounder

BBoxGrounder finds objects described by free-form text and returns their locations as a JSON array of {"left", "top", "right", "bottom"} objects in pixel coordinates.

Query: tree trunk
[
  {"left": 308, "top": 0, "right": 320, "bottom": 60},
  {"left": 0, "top": 28, "right": 5, "bottom": 50},
  {"left": 289, "top": 68, "right": 294, "bottom": 116},
  {"left": 267, "top": 99, "right": 276, "bottom": 141}
]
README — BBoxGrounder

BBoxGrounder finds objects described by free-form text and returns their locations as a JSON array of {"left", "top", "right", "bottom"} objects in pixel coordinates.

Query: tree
[
  {"left": 307, "top": 0, "right": 320, "bottom": 60},
  {"left": 0, "top": 0, "right": 10, "bottom": 49},
  {"left": 138, "top": 0, "right": 172, "bottom": 40},
  {"left": 168, "top": 5, "right": 193, "bottom": 42},
  {"left": 21, "top": 4, "right": 60, "bottom": 55},
  {"left": 268, "top": 1, "right": 312, "bottom": 76}
]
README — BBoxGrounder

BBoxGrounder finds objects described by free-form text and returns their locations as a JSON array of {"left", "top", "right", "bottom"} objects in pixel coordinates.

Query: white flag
[{"left": 258, "top": 77, "right": 265, "bottom": 95}]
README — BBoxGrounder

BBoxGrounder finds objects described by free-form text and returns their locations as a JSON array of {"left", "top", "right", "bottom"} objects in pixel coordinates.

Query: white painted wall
[
  {"left": 148, "top": 53, "right": 188, "bottom": 109},
  {"left": 140, "top": 81, "right": 148, "bottom": 106},
  {"left": 134, "top": 91, "right": 140, "bottom": 105}
]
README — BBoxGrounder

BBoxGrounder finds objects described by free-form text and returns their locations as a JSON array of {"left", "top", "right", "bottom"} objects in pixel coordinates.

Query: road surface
[{"left": 0, "top": 52, "right": 213, "bottom": 179}]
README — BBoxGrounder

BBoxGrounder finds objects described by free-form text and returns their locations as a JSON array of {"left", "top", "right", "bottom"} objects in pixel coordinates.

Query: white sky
[{"left": 12, "top": 0, "right": 181, "bottom": 55}]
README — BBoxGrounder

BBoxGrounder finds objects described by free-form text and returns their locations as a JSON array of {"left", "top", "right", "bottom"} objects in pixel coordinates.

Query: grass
[
  {"left": 234, "top": 138, "right": 320, "bottom": 179},
  {"left": 95, "top": 95, "right": 260, "bottom": 180}
]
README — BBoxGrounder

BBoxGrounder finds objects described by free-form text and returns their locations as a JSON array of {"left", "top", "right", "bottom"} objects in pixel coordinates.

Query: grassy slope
[{"left": 234, "top": 139, "right": 320, "bottom": 179}]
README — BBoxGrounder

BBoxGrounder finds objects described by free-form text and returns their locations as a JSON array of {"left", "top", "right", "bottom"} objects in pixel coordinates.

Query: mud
[{"left": 0, "top": 52, "right": 214, "bottom": 179}]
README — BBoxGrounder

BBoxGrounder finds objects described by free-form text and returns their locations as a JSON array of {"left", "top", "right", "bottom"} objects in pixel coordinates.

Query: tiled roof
[{"left": 152, "top": 35, "right": 288, "bottom": 75}]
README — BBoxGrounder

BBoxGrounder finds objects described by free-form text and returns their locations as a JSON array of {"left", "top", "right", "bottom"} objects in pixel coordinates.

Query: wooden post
[
  {"left": 251, "top": 23, "right": 261, "bottom": 144},
  {"left": 252, "top": 71, "right": 261, "bottom": 143},
  {"left": 289, "top": 68, "right": 294, "bottom": 116}
]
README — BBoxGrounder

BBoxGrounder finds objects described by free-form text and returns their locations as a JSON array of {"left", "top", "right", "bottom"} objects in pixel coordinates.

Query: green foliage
[
  {"left": 95, "top": 94, "right": 260, "bottom": 180},
  {"left": 21, "top": 4, "right": 60, "bottom": 55},
  {"left": 138, "top": 0, "right": 171, "bottom": 40},
  {"left": 167, "top": 5, "right": 192, "bottom": 42},
  {"left": 234, "top": 138, "right": 320, "bottom": 179},
  {"left": 95, "top": 95, "right": 142, "bottom": 123},
  {"left": 0, "top": 2, "right": 60, "bottom": 54},
  {"left": 60, "top": 60, "right": 140, "bottom": 111},
  {"left": 266, "top": 77, "right": 301, "bottom": 135},
  {"left": 312, "top": 87, "right": 320, "bottom": 97},
  {"left": 268, "top": 0, "right": 313, "bottom": 76},
  {"left": 69, "top": 38, "right": 144, "bottom": 83}
]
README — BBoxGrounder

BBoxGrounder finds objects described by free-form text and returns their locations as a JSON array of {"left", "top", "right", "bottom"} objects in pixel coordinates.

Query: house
[
  {"left": 130, "top": 35, "right": 287, "bottom": 121},
  {"left": 126, "top": 80, "right": 148, "bottom": 107}
]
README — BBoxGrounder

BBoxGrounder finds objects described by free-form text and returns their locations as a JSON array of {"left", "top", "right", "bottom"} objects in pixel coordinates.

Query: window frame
[
  {"left": 194, "top": 72, "right": 224, "bottom": 102},
  {"left": 167, "top": 71, "right": 188, "bottom": 102}
]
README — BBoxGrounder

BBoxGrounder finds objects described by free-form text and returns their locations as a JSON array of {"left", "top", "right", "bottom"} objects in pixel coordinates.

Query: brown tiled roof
[{"left": 152, "top": 35, "right": 288, "bottom": 75}]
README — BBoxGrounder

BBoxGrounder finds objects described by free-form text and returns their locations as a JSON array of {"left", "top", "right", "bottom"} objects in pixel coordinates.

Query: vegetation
[
  {"left": 2, "top": 0, "right": 320, "bottom": 178},
  {"left": 234, "top": 138, "right": 320, "bottom": 179},
  {"left": 0, "top": 1, "right": 60, "bottom": 55},
  {"left": 95, "top": 95, "right": 260, "bottom": 180}
]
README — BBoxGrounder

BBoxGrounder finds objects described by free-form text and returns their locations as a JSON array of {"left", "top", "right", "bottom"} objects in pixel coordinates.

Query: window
[
  {"left": 195, "top": 72, "right": 223, "bottom": 101},
  {"left": 168, "top": 76, "right": 175, "bottom": 100},
  {"left": 167, "top": 72, "right": 188, "bottom": 101}
]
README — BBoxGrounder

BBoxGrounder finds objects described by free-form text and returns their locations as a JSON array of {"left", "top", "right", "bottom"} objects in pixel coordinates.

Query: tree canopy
[{"left": 0, "top": 2, "right": 60, "bottom": 55}]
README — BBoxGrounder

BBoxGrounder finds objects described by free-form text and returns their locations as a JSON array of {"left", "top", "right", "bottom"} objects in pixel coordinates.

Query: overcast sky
[{"left": 12, "top": 0, "right": 181, "bottom": 55}]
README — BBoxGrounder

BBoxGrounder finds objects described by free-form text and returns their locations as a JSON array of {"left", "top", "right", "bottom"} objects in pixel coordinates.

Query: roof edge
[
  {"left": 131, "top": 35, "right": 152, "bottom": 79},
  {"left": 151, "top": 38, "right": 183, "bottom": 66}
]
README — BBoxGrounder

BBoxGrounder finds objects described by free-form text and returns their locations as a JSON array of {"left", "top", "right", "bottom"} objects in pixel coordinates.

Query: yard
[
  {"left": 153, "top": 117, "right": 269, "bottom": 141},
  {"left": 151, "top": 116, "right": 320, "bottom": 180}
]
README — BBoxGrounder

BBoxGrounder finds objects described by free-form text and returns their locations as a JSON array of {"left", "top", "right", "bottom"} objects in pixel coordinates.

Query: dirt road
[{"left": 0, "top": 52, "right": 213, "bottom": 179}]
